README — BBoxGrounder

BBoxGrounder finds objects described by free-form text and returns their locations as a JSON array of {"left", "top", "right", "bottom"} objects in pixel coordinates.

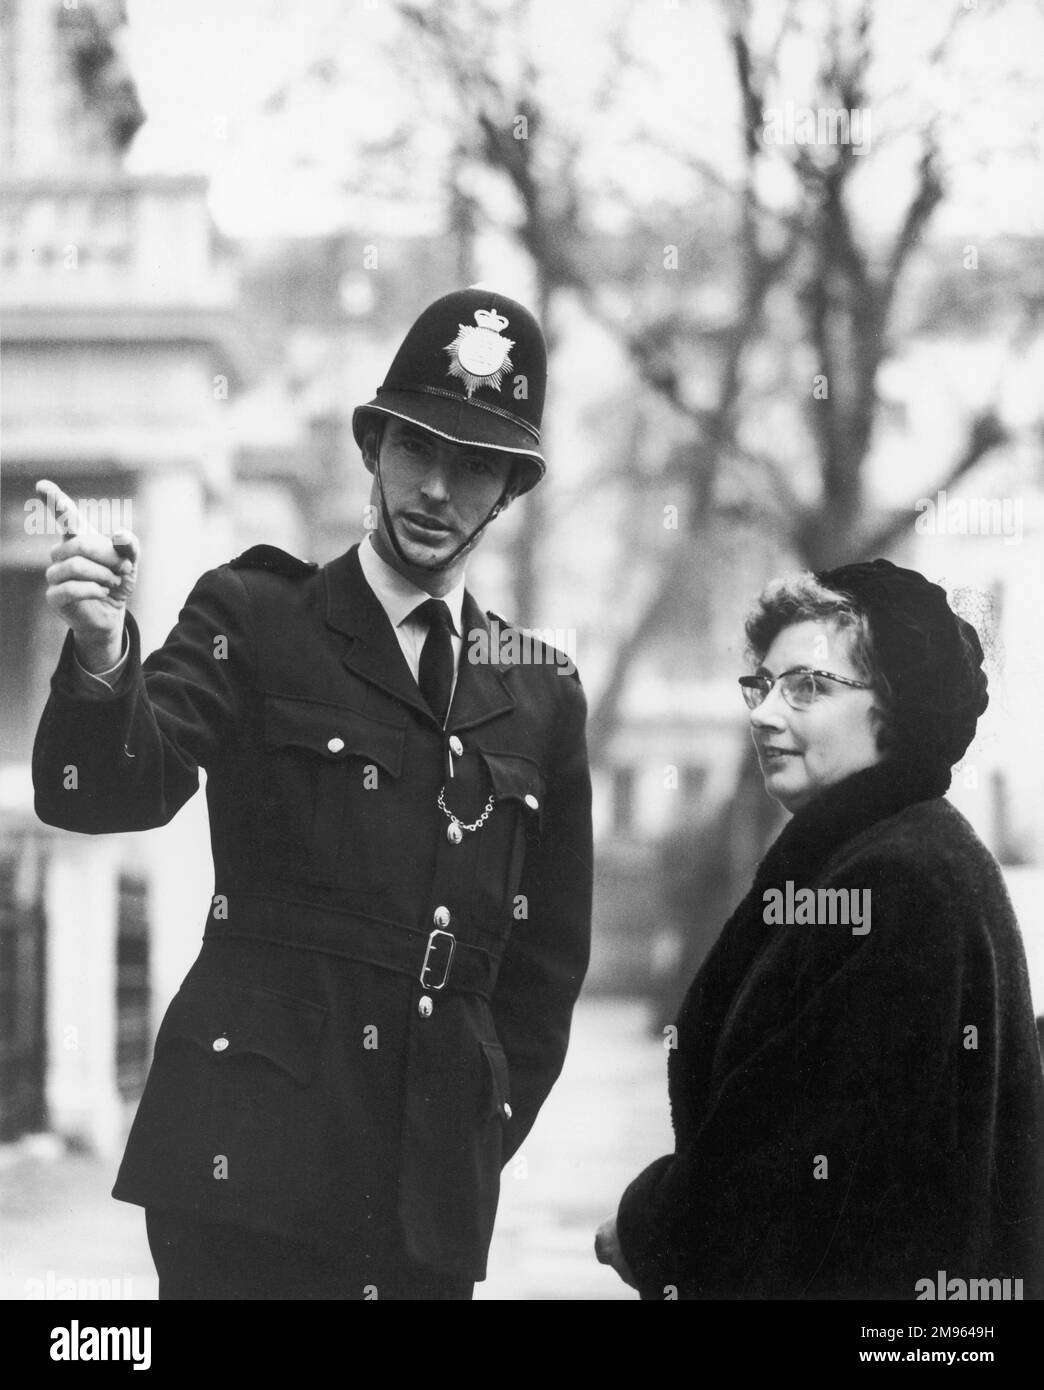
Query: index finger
[{"left": 35, "top": 479, "right": 91, "bottom": 538}]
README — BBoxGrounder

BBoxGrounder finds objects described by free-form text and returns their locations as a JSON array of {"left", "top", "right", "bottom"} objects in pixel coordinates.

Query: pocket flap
[
  {"left": 482, "top": 1040, "right": 512, "bottom": 1121},
  {"left": 480, "top": 751, "right": 546, "bottom": 822},
  {"left": 157, "top": 980, "right": 326, "bottom": 1084},
  {"left": 264, "top": 694, "right": 406, "bottom": 777}
]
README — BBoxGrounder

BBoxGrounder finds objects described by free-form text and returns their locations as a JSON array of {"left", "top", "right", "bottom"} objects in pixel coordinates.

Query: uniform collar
[
  {"left": 324, "top": 546, "right": 516, "bottom": 730},
  {"left": 358, "top": 534, "right": 465, "bottom": 636}
]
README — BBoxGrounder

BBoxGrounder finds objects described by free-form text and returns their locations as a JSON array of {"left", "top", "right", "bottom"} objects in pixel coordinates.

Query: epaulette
[{"left": 230, "top": 545, "right": 319, "bottom": 577}]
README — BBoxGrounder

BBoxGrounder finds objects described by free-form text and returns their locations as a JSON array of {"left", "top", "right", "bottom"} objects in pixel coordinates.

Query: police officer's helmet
[{"left": 352, "top": 286, "right": 547, "bottom": 497}]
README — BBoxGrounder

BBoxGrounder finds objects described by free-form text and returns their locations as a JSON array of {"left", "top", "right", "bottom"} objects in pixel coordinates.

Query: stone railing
[{"left": 0, "top": 173, "right": 234, "bottom": 307}]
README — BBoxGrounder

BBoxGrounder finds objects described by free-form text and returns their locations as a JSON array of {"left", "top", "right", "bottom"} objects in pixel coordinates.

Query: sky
[
  {"left": 122, "top": 0, "right": 1044, "bottom": 243},
  {"left": 116, "top": 0, "right": 1044, "bottom": 516}
]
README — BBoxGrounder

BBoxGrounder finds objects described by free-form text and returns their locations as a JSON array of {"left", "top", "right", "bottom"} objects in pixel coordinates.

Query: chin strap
[{"left": 373, "top": 440, "right": 511, "bottom": 574}]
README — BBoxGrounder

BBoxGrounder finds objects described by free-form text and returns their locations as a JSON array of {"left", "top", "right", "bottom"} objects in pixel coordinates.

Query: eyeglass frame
[{"left": 738, "top": 665, "right": 872, "bottom": 711}]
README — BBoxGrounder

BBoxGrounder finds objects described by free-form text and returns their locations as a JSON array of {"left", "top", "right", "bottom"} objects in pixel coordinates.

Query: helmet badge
[{"left": 444, "top": 308, "right": 515, "bottom": 398}]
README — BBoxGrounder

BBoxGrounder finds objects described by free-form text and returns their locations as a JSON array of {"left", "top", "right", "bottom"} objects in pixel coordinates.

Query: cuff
[
  {"left": 72, "top": 631, "right": 131, "bottom": 695},
  {"left": 616, "top": 1154, "right": 676, "bottom": 1295}
]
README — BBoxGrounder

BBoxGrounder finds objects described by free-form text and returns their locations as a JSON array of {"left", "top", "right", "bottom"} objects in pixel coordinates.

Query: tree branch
[{"left": 855, "top": 408, "right": 1011, "bottom": 558}]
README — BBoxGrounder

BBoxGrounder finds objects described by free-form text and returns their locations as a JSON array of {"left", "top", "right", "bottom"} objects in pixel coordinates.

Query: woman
[{"left": 596, "top": 559, "right": 1044, "bottom": 1300}]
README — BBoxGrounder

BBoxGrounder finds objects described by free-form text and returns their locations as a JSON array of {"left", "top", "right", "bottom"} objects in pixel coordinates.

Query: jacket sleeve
[
  {"left": 616, "top": 857, "right": 990, "bottom": 1299},
  {"left": 33, "top": 566, "right": 256, "bottom": 835},
  {"left": 491, "top": 671, "right": 593, "bottom": 1163}
]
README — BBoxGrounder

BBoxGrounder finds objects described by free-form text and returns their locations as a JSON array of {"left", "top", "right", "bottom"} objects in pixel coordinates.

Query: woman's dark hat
[
  {"left": 815, "top": 558, "right": 989, "bottom": 773},
  {"left": 352, "top": 287, "right": 547, "bottom": 496}
]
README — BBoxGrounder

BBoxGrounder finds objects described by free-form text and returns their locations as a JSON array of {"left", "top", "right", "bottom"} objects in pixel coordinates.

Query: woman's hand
[{"left": 594, "top": 1216, "right": 639, "bottom": 1289}]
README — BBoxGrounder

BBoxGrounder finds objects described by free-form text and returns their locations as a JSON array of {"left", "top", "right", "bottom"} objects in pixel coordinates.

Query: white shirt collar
[{"left": 358, "top": 535, "right": 466, "bottom": 634}]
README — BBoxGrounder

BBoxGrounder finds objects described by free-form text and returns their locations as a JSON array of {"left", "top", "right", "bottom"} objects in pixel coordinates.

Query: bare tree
[
  {"left": 580, "top": 0, "right": 1025, "bottom": 756},
  {"left": 396, "top": 0, "right": 620, "bottom": 622},
  {"left": 252, "top": 0, "right": 1037, "bottom": 757}
]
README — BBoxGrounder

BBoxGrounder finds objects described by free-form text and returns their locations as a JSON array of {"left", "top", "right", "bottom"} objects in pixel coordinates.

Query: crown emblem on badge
[
  {"left": 474, "top": 308, "right": 509, "bottom": 333},
  {"left": 444, "top": 308, "right": 515, "bottom": 398}
]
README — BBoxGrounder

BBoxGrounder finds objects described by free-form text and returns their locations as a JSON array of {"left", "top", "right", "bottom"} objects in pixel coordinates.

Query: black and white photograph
[{"left": 1, "top": 0, "right": 1043, "bottom": 1355}]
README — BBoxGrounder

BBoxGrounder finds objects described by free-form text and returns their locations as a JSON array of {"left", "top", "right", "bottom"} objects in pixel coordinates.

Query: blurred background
[{"left": 1, "top": 0, "right": 1043, "bottom": 1300}]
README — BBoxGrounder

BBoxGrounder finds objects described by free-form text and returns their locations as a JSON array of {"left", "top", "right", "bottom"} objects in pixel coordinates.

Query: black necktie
[{"left": 414, "top": 598, "right": 454, "bottom": 726}]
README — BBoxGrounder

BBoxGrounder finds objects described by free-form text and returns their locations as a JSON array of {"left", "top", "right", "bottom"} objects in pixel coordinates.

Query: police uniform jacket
[{"left": 33, "top": 543, "right": 593, "bottom": 1279}]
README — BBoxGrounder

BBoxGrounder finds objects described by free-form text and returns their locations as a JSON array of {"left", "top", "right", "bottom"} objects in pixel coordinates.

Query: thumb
[
  {"left": 110, "top": 530, "right": 140, "bottom": 598},
  {"left": 111, "top": 530, "right": 140, "bottom": 564}
]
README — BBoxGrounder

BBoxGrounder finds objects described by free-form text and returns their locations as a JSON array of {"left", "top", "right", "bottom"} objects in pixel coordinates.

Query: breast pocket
[
  {"left": 474, "top": 750, "right": 546, "bottom": 913},
  {"left": 261, "top": 694, "right": 406, "bottom": 889},
  {"left": 153, "top": 978, "right": 327, "bottom": 1135}
]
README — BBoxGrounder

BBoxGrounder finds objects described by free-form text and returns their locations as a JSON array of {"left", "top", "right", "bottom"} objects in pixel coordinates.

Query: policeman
[{"left": 33, "top": 287, "right": 593, "bottom": 1300}]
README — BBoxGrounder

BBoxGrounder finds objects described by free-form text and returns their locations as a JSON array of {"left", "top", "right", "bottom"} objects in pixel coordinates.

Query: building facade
[{"left": 0, "top": 0, "right": 252, "bottom": 1151}]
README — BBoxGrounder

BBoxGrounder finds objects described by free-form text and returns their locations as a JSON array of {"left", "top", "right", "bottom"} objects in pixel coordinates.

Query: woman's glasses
[{"left": 739, "top": 667, "right": 871, "bottom": 711}]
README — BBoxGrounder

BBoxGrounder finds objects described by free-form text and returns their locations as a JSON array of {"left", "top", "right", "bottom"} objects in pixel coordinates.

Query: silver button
[
  {"left": 524, "top": 794, "right": 539, "bottom": 811},
  {"left": 433, "top": 905, "right": 451, "bottom": 928},
  {"left": 327, "top": 737, "right": 345, "bottom": 754},
  {"left": 418, "top": 996, "right": 433, "bottom": 1018},
  {"left": 212, "top": 1036, "right": 229, "bottom": 1052},
  {"left": 447, "top": 821, "right": 463, "bottom": 846},
  {"left": 449, "top": 735, "right": 463, "bottom": 756},
  {"left": 503, "top": 1103, "right": 513, "bottom": 1119}
]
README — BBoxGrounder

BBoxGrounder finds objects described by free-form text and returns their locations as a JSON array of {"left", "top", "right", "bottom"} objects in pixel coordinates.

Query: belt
[{"left": 204, "top": 894, "right": 498, "bottom": 999}]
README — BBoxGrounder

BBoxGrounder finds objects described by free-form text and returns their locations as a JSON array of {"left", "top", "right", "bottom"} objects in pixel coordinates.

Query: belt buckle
[{"left": 420, "top": 929, "right": 456, "bottom": 991}]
